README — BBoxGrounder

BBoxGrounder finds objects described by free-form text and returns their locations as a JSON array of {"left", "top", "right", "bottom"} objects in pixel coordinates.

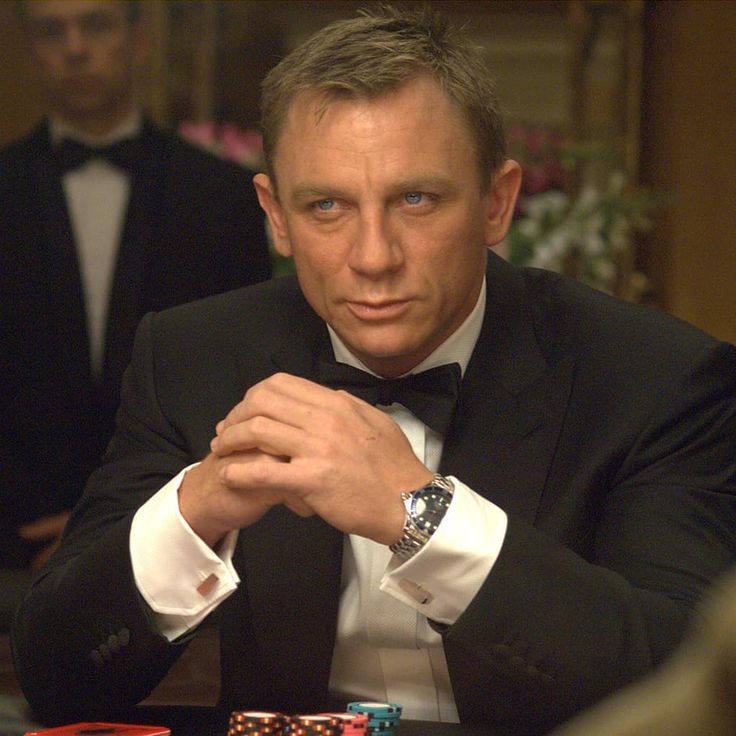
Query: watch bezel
[
  {"left": 409, "top": 484, "right": 454, "bottom": 534},
  {"left": 389, "top": 474, "right": 454, "bottom": 558}
]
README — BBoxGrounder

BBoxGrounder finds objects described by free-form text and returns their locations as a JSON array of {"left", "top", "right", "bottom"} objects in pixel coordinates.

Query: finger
[
  {"left": 211, "top": 414, "right": 305, "bottom": 458},
  {"left": 219, "top": 455, "right": 303, "bottom": 493},
  {"left": 220, "top": 373, "right": 348, "bottom": 432},
  {"left": 179, "top": 450, "right": 290, "bottom": 546},
  {"left": 283, "top": 497, "right": 316, "bottom": 518}
]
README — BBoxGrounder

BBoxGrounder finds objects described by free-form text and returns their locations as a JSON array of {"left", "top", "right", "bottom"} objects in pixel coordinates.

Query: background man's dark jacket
[
  {"left": 12, "top": 254, "right": 736, "bottom": 735},
  {"left": 0, "top": 119, "right": 271, "bottom": 566}
]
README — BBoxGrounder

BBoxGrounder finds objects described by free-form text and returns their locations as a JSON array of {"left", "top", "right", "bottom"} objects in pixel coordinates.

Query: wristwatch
[{"left": 389, "top": 474, "right": 455, "bottom": 559}]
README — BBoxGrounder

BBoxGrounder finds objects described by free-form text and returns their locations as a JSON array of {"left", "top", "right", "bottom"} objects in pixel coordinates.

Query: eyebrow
[
  {"left": 28, "top": 9, "right": 119, "bottom": 29},
  {"left": 288, "top": 175, "right": 459, "bottom": 204},
  {"left": 289, "top": 185, "right": 339, "bottom": 203},
  {"left": 392, "top": 175, "right": 458, "bottom": 191}
]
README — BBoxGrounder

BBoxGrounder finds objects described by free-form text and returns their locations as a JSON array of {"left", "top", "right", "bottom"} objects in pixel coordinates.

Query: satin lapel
[
  {"left": 440, "top": 256, "right": 575, "bottom": 524},
  {"left": 233, "top": 281, "right": 335, "bottom": 385},
  {"left": 34, "top": 124, "right": 92, "bottom": 391},
  {"left": 231, "top": 287, "right": 343, "bottom": 706},
  {"left": 101, "top": 123, "right": 160, "bottom": 403}
]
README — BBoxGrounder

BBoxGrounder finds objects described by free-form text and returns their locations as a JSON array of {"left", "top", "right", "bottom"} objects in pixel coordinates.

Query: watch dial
[{"left": 411, "top": 488, "right": 451, "bottom": 531}]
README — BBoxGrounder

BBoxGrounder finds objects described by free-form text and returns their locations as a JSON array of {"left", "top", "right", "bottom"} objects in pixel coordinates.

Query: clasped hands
[{"left": 178, "top": 373, "right": 433, "bottom": 549}]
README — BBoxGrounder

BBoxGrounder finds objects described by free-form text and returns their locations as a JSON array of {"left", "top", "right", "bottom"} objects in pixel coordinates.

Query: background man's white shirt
[{"left": 50, "top": 112, "right": 141, "bottom": 377}]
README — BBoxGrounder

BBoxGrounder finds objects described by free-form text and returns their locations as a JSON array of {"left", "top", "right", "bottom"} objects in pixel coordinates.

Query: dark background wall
[{"left": 640, "top": 0, "right": 736, "bottom": 344}]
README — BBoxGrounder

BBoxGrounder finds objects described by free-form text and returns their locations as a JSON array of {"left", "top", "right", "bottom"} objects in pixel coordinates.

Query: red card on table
[{"left": 25, "top": 724, "right": 170, "bottom": 736}]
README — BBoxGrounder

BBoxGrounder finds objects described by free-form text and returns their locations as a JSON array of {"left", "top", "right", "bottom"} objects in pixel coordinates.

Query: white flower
[{"left": 508, "top": 162, "right": 662, "bottom": 298}]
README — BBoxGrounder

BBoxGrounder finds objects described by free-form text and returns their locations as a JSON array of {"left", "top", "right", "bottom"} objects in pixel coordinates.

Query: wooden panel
[
  {"left": 641, "top": 0, "right": 736, "bottom": 344},
  {"left": 0, "top": 4, "right": 45, "bottom": 144}
]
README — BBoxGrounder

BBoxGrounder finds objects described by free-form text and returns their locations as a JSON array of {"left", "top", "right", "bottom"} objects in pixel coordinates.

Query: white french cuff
[
  {"left": 380, "top": 476, "right": 507, "bottom": 625},
  {"left": 130, "top": 463, "right": 240, "bottom": 638}
]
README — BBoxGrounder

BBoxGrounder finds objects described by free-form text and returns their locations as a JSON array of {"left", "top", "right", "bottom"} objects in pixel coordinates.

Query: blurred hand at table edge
[{"left": 18, "top": 510, "right": 71, "bottom": 571}]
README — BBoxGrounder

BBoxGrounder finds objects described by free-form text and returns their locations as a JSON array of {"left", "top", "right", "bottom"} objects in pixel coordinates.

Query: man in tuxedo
[
  {"left": 11, "top": 7, "right": 736, "bottom": 736},
  {"left": 0, "top": 0, "right": 270, "bottom": 570}
]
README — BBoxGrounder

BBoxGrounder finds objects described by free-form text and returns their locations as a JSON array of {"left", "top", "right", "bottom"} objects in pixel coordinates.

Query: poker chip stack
[
  {"left": 228, "top": 705, "right": 399, "bottom": 736},
  {"left": 346, "top": 702, "right": 402, "bottom": 736},
  {"left": 286, "top": 715, "right": 342, "bottom": 736},
  {"left": 229, "top": 711, "right": 288, "bottom": 736},
  {"left": 317, "top": 713, "right": 369, "bottom": 736}
]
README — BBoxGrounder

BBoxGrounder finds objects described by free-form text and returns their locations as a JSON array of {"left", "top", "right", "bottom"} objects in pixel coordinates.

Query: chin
[{"left": 355, "top": 343, "right": 426, "bottom": 374}]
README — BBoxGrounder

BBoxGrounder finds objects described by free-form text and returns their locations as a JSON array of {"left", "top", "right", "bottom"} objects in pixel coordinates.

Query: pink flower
[
  {"left": 525, "top": 166, "right": 550, "bottom": 195},
  {"left": 178, "top": 121, "right": 218, "bottom": 150},
  {"left": 179, "top": 120, "right": 264, "bottom": 169},
  {"left": 507, "top": 124, "right": 527, "bottom": 147},
  {"left": 524, "top": 127, "right": 550, "bottom": 157},
  {"left": 219, "top": 124, "right": 263, "bottom": 165}
]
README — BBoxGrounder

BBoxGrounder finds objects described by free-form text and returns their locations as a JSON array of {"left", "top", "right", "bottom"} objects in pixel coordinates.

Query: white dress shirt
[
  {"left": 130, "top": 277, "right": 508, "bottom": 721},
  {"left": 50, "top": 112, "right": 142, "bottom": 378}
]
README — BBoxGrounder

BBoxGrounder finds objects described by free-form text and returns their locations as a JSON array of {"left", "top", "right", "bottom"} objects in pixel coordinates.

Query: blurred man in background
[{"left": 0, "top": 0, "right": 271, "bottom": 576}]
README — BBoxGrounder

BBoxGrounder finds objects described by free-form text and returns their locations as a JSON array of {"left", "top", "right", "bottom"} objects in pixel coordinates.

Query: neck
[{"left": 53, "top": 101, "right": 137, "bottom": 139}]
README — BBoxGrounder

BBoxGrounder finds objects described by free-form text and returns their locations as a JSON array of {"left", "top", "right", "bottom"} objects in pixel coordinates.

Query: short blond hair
[{"left": 260, "top": 5, "right": 506, "bottom": 189}]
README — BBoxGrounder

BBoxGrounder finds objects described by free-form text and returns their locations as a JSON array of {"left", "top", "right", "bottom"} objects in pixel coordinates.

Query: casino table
[
  {"left": 135, "top": 706, "right": 500, "bottom": 736},
  {"left": 0, "top": 700, "right": 501, "bottom": 736}
]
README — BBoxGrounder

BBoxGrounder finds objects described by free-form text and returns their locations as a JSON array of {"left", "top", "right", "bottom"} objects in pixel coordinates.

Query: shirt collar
[
  {"left": 328, "top": 277, "right": 486, "bottom": 378},
  {"left": 50, "top": 110, "right": 143, "bottom": 147}
]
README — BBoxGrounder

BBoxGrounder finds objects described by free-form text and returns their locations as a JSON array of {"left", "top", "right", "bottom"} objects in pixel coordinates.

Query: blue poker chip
[
  {"left": 346, "top": 703, "right": 401, "bottom": 736},
  {"left": 346, "top": 703, "right": 402, "bottom": 719}
]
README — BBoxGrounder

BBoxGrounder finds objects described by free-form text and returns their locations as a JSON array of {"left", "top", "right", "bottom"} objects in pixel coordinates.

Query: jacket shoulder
[
  {"left": 0, "top": 124, "right": 46, "bottom": 178},
  {"left": 518, "top": 266, "right": 724, "bottom": 370},
  {"left": 149, "top": 277, "right": 316, "bottom": 350}
]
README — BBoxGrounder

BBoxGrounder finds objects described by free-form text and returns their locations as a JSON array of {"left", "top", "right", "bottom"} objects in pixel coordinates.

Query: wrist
[
  {"left": 389, "top": 474, "right": 455, "bottom": 559},
  {"left": 178, "top": 460, "right": 231, "bottom": 548}
]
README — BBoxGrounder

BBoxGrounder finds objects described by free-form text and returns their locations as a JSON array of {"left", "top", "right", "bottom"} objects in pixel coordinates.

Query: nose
[
  {"left": 348, "top": 208, "right": 404, "bottom": 277},
  {"left": 63, "top": 22, "right": 89, "bottom": 57}
]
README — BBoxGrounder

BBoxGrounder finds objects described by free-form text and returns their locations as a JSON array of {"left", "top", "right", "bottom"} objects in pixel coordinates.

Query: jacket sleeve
[
  {"left": 443, "top": 340, "right": 736, "bottom": 735},
  {"left": 11, "top": 312, "right": 197, "bottom": 724}
]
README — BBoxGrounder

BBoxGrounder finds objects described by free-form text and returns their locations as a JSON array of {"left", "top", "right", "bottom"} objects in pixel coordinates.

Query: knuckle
[
  {"left": 249, "top": 461, "right": 274, "bottom": 485},
  {"left": 319, "top": 409, "right": 344, "bottom": 436},
  {"left": 248, "top": 415, "right": 270, "bottom": 434},
  {"left": 267, "top": 371, "right": 290, "bottom": 390}
]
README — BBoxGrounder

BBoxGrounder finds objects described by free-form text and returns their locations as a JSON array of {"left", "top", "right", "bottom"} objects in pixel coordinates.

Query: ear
[
  {"left": 253, "top": 173, "right": 292, "bottom": 257},
  {"left": 482, "top": 159, "right": 522, "bottom": 247}
]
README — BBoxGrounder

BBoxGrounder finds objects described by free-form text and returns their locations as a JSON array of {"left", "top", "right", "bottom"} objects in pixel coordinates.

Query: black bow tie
[
  {"left": 53, "top": 136, "right": 141, "bottom": 175},
  {"left": 319, "top": 360, "right": 461, "bottom": 435}
]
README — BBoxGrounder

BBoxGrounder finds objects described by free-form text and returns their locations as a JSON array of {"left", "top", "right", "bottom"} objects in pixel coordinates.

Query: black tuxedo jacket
[
  {"left": 0, "top": 120, "right": 271, "bottom": 565},
  {"left": 12, "top": 256, "right": 736, "bottom": 735}
]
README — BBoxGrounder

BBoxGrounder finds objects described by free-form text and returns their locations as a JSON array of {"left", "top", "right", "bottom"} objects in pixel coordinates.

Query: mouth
[
  {"left": 62, "top": 74, "right": 102, "bottom": 91},
  {"left": 346, "top": 299, "right": 411, "bottom": 321}
]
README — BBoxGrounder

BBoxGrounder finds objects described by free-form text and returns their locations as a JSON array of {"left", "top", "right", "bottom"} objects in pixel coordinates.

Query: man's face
[
  {"left": 24, "top": 0, "right": 144, "bottom": 130},
  {"left": 256, "top": 75, "right": 520, "bottom": 378}
]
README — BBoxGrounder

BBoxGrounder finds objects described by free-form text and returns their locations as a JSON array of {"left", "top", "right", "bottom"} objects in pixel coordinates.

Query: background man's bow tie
[
  {"left": 319, "top": 361, "right": 461, "bottom": 434},
  {"left": 53, "top": 137, "right": 141, "bottom": 175}
]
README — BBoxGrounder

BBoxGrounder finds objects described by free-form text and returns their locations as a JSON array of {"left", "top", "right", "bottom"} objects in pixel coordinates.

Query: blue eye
[
  {"left": 405, "top": 192, "right": 424, "bottom": 205},
  {"left": 316, "top": 199, "right": 335, "bottom": 211}
]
